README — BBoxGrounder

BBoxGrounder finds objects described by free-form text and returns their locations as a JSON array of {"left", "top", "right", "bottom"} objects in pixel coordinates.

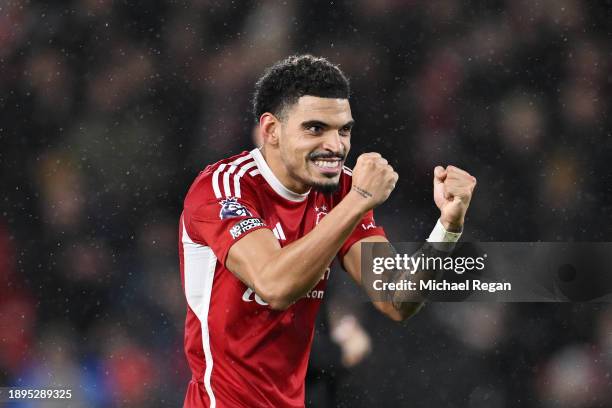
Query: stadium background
[{"left": 1, "top": 0, "right": 611, "bottom": 406}]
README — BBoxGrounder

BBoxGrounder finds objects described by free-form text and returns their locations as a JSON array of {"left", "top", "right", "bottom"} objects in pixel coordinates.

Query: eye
[
  {"left": 339, "top": 126, "right": 352, "bottom": 137},
  {"left": 307, "top": 125, "right": 323, "bottom": 134}
]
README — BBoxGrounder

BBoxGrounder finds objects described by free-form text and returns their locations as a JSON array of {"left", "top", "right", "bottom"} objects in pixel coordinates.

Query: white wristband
[{"left": 427, "top": 219, "right": 462, "bottom": 250}]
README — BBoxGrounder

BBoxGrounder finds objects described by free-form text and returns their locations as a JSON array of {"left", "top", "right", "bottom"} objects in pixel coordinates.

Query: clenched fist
[
  {"left": 351, "top": 152, "right": 398, "bottom": 211},
  {"left": 433, "top": 165, "right": 477, "bottom": 232}
]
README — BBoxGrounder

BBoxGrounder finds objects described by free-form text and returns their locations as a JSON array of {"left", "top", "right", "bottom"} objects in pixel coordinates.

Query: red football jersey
[{"left": 179, "top": 148, "right": 385, "bottom": 407}]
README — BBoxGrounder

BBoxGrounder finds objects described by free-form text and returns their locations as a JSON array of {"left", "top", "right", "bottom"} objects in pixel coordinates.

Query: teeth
[{"left": 314, "top": 160, "right": 339, "bottom": 169}]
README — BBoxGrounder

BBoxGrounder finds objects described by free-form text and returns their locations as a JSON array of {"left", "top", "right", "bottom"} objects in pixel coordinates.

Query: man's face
[{"left": 277, "top": 96, "right": 353, "bottom": 193}]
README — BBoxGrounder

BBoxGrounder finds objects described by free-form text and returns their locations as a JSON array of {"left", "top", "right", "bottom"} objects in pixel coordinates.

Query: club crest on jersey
[
  {"left": 219, "top": 197, "right": 251, "bottom": 220},
  {"left": 314, "top": 205, "right": 328, "bottom": 225}
]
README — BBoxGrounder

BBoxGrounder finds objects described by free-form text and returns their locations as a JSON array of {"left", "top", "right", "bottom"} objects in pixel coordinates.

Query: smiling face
[{"left": 273, "top": 95, "right": 353, "bottom": 193}]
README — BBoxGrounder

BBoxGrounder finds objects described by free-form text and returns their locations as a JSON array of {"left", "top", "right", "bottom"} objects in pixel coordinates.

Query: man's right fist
[{"left": 350, "top": 152, "right": 398, "bottom": 211}]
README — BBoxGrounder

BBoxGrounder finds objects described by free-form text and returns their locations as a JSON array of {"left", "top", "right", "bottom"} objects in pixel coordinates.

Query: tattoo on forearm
[
  {"left": 372, "top": 243, "right": 451, "bottom": 318},
  {"left": 352, "top": 185, "right": 373, "bottom": 199}
]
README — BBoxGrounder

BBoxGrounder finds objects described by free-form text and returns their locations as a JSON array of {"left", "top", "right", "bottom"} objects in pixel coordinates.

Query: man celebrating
[{"left": 179, "top": 55, "right": 476, "bottom": 407}]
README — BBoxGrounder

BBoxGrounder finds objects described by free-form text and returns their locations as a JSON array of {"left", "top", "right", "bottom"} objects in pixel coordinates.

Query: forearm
[
  {"left": 370, "top": 221, "right": 461, "bottom": 320},
  {"left": 256, "top": 191, "right": 366, "bottom": 309},
  {"left": 384, "top": 243, "right": 452, "bottom": 320}
]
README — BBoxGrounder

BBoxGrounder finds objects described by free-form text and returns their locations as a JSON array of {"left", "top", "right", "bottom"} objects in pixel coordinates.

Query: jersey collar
[{"left": 250, "top": 148, "right": 310, "bottom": 202}]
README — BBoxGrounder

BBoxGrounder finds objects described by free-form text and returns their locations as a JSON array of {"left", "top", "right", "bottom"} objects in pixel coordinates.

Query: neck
[{"left": 260, "top": 145, "right": 310, "bottom": 194}]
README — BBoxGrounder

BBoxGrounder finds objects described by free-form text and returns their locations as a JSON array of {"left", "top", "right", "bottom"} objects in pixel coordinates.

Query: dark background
[{"left": 1, "top": 0, "right": 611, "bottom": 406}]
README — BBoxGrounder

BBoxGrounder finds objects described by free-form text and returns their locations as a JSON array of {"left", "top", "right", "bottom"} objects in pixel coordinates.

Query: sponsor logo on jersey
[
  {"left": 241, "top": 268, "right": 331, "bottom": 307},
  {"left": 361, "top": 221, "right": 377, "bottom": 230},
  {"left": 229, "top": 217, "right": 265, "bottom": 239},
  {"left": 241, "top": 287, "right": 269, "bottom": 305},
  {"left": 219, "top": 197, "right": 252, "bottom": 220},
  {"left": 305, "top": 289, "right": 325, "bottom": 299}
]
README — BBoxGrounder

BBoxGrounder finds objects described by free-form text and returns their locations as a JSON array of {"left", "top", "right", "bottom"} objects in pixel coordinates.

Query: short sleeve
[
  {"left": 183, "top": 174, "right": 270, "bottom": 266},
  {"left": 337, "top": 209, "right": 386, "bottom": 260}
]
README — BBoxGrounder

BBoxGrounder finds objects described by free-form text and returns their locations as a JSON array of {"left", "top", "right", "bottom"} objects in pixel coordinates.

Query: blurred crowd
[{"left": 1, "top": 0, "right": 611, "bottom": 406}]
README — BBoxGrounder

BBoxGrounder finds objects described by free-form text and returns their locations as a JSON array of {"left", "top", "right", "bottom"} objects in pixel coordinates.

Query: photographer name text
[{"left": 373, "top": 279, "right": 511, "bottom": 293}]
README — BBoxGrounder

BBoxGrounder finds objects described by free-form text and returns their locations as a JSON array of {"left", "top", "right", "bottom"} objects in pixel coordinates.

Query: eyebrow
[{"left": 300, "top": 119, "right": 355, "bottom": 129}]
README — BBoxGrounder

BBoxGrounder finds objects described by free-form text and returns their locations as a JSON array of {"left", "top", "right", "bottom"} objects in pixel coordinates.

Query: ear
[{"left": 260, "top": 113, "right": 281, "bottom": 146}]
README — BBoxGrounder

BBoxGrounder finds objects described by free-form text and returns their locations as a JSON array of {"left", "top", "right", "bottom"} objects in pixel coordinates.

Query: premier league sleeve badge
[{"left": 219, "top": 197, "right": 252, "bottom": 220}]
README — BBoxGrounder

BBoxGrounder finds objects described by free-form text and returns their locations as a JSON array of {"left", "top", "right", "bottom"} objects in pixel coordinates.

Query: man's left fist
[{"left": 433, "top": 165, "right": 477, "bottom": 232}]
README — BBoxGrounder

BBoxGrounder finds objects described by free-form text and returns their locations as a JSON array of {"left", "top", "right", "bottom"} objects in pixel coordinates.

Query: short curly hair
[{"left": 252, "top": 55, "right": 350, "bottom": 122}]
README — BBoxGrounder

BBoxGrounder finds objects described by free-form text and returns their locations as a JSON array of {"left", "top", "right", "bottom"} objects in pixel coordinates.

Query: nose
[{"left": 321, "top": 130, "right": 345, "bottom": 155}]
